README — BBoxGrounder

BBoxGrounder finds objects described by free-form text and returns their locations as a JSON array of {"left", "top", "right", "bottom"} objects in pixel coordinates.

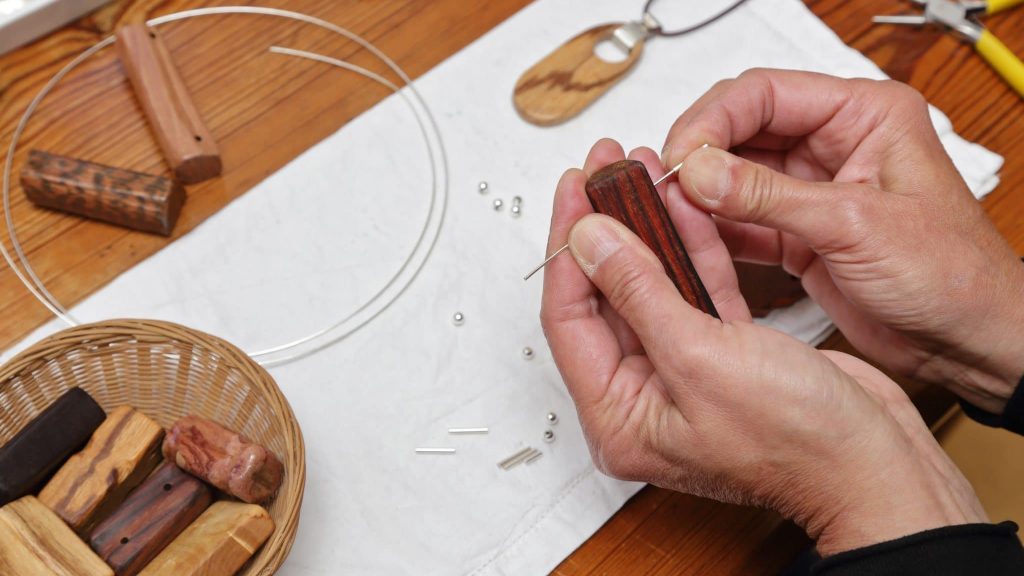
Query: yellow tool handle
[
  {"left": 987, "top": 0, "right": 1024, "bottom": 14},
  {"left": 976, "top": 30, "right": 1024, "bottom": 98}
]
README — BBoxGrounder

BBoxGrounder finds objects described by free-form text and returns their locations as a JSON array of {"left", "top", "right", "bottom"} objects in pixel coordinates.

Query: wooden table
[{"left": 1, "top": 1, "right": 1021, "bottom": 574}]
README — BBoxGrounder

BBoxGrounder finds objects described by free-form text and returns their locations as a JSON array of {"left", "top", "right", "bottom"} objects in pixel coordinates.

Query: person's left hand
[{"left": 540, "top": 139, "right": 987, "bottom": 555}]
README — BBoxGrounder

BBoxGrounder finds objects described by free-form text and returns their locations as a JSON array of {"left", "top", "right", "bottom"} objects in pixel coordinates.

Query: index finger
[{"left": 661, "top": 69, "right": 861, "bottom": 174}]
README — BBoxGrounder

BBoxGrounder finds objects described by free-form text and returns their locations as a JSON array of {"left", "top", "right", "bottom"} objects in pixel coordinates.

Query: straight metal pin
[
  {"left": 522, "top": 158, "right": 688, "bottom": 281},
  {"left": 448, "top": 427, "right": 489, "bottom": 434},
  {"left": 416, "top": 448, "right": 456, "bottom": 454}
]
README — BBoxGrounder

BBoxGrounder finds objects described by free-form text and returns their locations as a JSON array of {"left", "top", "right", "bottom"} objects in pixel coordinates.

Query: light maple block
[
  {"left": 0, "top": 495, "right": 113, "bottom": 576},
  {"left": 139, "top": 500, "right": 275, "bottom": 576}
]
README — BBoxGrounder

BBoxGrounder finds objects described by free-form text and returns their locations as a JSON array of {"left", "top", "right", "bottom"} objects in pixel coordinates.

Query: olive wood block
[
  {"left": 20, "top": 150, "right": 185, "bottom": 236},
  {"left": 164, "top": 415, "right": 283, "bottom": 504},
  {"left": 585, "top": 160, "right": 719, "bottom": 318},
  {"left": 90, "top": 461, "right": 214, "bottom": 576},
  {"left": 0, "top": 496, "right": 113, "bottom": 576},
  {"left": 138, "top": 501, "right": 275, "bottom": 576},
  {"left": 0, "top": 387, "right": 105, "bottom": 506},
  {"left": 39, "top": 406, "right": 164, "bottom": 536},
  {"left": 116, "top": 24, "right": 221, "bottom": 184}
]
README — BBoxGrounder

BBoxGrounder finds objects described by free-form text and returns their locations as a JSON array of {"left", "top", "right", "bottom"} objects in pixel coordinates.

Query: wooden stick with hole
[{"left": 116, "top": 24, "right": 221, "bottom": 185}]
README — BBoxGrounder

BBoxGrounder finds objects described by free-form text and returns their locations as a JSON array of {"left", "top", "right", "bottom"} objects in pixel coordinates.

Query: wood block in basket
[
  {"left": 0, "top": 387, "right": 105, "bottom": 506},
  {"left": 0, "top": 318, "right": 305, "bottom": 576},
  {"left": 0, "top": 495, "right": 113, "bottom": 576},
  {"left": 20, "top": 150, "right": 186, "bottom": 236},
  {"left": 90, "top": 461, "right": 213, "bottom": 576},
  {"left": 164, "top": 415, "right": 283, "bottom": 504},
  {"left": 39, "top": 405, "right": 164, "bottom": 536},
  {"left": 138, "top": 500, "right": 275, "bottom": 576}
]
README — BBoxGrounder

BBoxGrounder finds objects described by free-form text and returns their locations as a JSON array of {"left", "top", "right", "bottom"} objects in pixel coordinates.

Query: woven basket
[{"left": 0, "top": 319, "right": 305, "bottom": 576}]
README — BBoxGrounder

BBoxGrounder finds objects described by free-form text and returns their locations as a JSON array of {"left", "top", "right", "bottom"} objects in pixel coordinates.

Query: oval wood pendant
[{"left": 514, "top": 23, "right": 644, "bottom": 126}]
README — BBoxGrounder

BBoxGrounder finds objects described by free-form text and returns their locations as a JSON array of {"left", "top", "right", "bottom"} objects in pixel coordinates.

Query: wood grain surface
[
  {"left": 90, "top": 461, "right": 213, "bottom": 576},
  {"left": 513, "top": 23, "right": 644, "bottom": 126},
  {"left": 138, "top": 500, "right": 274, "bottom": 576},
  {"left": 21, "top": 150, "right": 186, "bottom": 235},
  {"left": 0, "top": 495, "right": 114, "bottom": 576},
  {"left": 586, "top": 160, "right": 719, "bottom": 317},
  {"left": 116, "top": 24, "right": 222, "bottom": 184},
  {"left": 39, "top": 405, "right": 164, "bottom": 535},
  {"left": 0, "top": 0, "right": 1022, "bottom": 574}
]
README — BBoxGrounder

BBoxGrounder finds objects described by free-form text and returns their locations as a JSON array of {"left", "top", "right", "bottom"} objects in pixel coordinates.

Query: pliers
[{"left": 873, "top": 0, "right": 1024, "bottom": 98}]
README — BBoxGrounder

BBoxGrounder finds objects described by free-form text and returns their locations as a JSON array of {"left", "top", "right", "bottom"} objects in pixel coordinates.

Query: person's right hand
[{"left": 661, "top": 69, "right": 1024, "bottom": 414}]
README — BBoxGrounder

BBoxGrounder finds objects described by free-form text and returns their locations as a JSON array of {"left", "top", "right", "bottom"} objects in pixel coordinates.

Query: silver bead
[
  {"left": 546, "top": 412, "right": 558, "bottom": 425},
  {"left": 452, "top": 311, "right": 465, "bottom": 326},
  {"left": 512, "top": 196, "right": 523, "bottom": 206},
  {"left": 543, "top": 429, "right": 555, "bottom": 443},
  {"left": 510, "top": 205, "right": 521, "bottom": 218},
  {"left": 522, "top": 346, "right": 534, "bottom": 360},
  {"left": 493, "top": 198, "right": 504, "bottom": 211},
  {"left": 478, "top": 181, "right": 489, "bottom": 194}
]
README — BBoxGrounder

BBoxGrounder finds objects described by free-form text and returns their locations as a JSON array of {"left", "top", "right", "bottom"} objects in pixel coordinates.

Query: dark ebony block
[{"left": 0, "top": 387, "right": 105, "bottom": 507}]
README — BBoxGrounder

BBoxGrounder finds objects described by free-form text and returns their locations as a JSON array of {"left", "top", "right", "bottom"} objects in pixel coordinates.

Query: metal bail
[{"left": 612, "top": 21, "right": 649, "bottom": 51}]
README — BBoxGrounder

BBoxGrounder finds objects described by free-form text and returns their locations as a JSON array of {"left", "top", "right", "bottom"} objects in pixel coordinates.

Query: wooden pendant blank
[
  {"left": 116, "top": 24, "right": 222, "bottom": 185},
  {"left": 0, "top": 387, "right": 106, "bottom": 507},
  {"left": 39, "top": 406, "right": 165, "bottom": 536},
  {"left": 20, "top": 150, "right": 186, "bottom": 236},
  {"left": 138, "top": 501, "right": 275, "bottom": 576},
  {"left": 0, "top": 496, "right": 114, "bottom": 576},
  {"left": 514, "top": 23, "right": 643, "bottom": 126},
  {"left": 90, "top": 462, "right": 213, "bottom": 576},
  {"left": 585, "top": 160, "right": 719, "bottom": 317}
]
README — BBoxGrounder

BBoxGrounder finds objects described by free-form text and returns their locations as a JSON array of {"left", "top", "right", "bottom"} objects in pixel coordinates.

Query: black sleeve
[
  {"left": 809, "top": 522, "right": 1024, "bottom": 576},
  {"left": 959, "top": 257, "right": 1024, "bottom": 436},
  {"left": 961, "top": 377, "right": 1024, "bottom": 436}
]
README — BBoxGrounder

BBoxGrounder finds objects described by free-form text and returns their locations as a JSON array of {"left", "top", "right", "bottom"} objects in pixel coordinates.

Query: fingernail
[
  {"left": 569, "top": 215, "right": 623, "bottom": 277},
  {"left": 660, "top": 143, "right": 672, "bottom": 167},
  {"left": 684, "top": 147, "right": 730, "bottom": 205}
]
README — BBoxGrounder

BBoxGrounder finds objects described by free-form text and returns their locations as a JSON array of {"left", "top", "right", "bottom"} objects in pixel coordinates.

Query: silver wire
[
  {"left": 522, "top": 245, "right": 568, "bottom": 281},
  {"left": 521, "top": 159, "right": 687, "bottom": 281},
  {"left": 447, "top": 427, "right": 489, "bottom": 434},
  {"left": 0, "top": 7, "right": 449, "bottom": 366},
  {"left": 415, "top": 448, "right": 456, "bottom": 454}
]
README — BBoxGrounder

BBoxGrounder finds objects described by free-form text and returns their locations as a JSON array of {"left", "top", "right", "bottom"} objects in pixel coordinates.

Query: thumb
[
  {"left": 679, "top": 146, "right": 874, "bottom": 249},
  {"left": 568, "top": 214, "right": 720, "bottom": 367}
]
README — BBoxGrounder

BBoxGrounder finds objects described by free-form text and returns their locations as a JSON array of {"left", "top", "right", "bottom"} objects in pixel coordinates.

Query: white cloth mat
[{"left": 2, "top": 0, "right": 1003, "bottom": 573}]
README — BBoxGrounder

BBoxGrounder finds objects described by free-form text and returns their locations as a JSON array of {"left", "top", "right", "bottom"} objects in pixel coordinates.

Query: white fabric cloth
[{"left": 2, "top": 0, "right": 1003, "bottom": 573}]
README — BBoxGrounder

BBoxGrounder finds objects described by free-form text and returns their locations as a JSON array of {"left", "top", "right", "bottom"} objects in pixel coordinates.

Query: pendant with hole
[{"left": 513, "top": 22, "right": 646, "bottom": 126}]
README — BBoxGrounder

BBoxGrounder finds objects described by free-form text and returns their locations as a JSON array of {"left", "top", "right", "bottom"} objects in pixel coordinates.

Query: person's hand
[
  {"left": 541, "top": 139, "right": 988, "bottom": 556},
  {"left": 662, "top": 69, "right": 1024, "bottom": 414}
]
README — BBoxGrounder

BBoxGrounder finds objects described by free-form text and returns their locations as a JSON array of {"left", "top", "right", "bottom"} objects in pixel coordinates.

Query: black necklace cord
[{"left": 642, "top": 0, "right": 754, "bottom": 37}]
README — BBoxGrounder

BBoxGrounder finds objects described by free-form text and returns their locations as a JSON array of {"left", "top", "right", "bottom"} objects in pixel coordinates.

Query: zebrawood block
[
  {"left": 0, "top": 387, "right": 105, "bottom": 506},
  {"left": 585, "top": 160, "right": 719, "bottom": 318},
  {"left": 116, "top": 24, "right": 221, "bottom": 184},
  {"left": 90, "top": 461, "right": 213, "bottom": 576},
  {"left": 21, "top": 150, "right": 186, "bottom": 236},
  {"left": 0, "top": 496, "right": 113, "bottom": 576},
  {"left": 138, "top": 501, "right": 275, "bottom": 576},
  {"left": 39, "top": 406, "right": 164, "bottom": 536},
  {"left": 164, "top": 415, "right": 283, "bottom": 504},
  {"left": 513, "top": 23, "right": 643, "bottom": 126}
]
